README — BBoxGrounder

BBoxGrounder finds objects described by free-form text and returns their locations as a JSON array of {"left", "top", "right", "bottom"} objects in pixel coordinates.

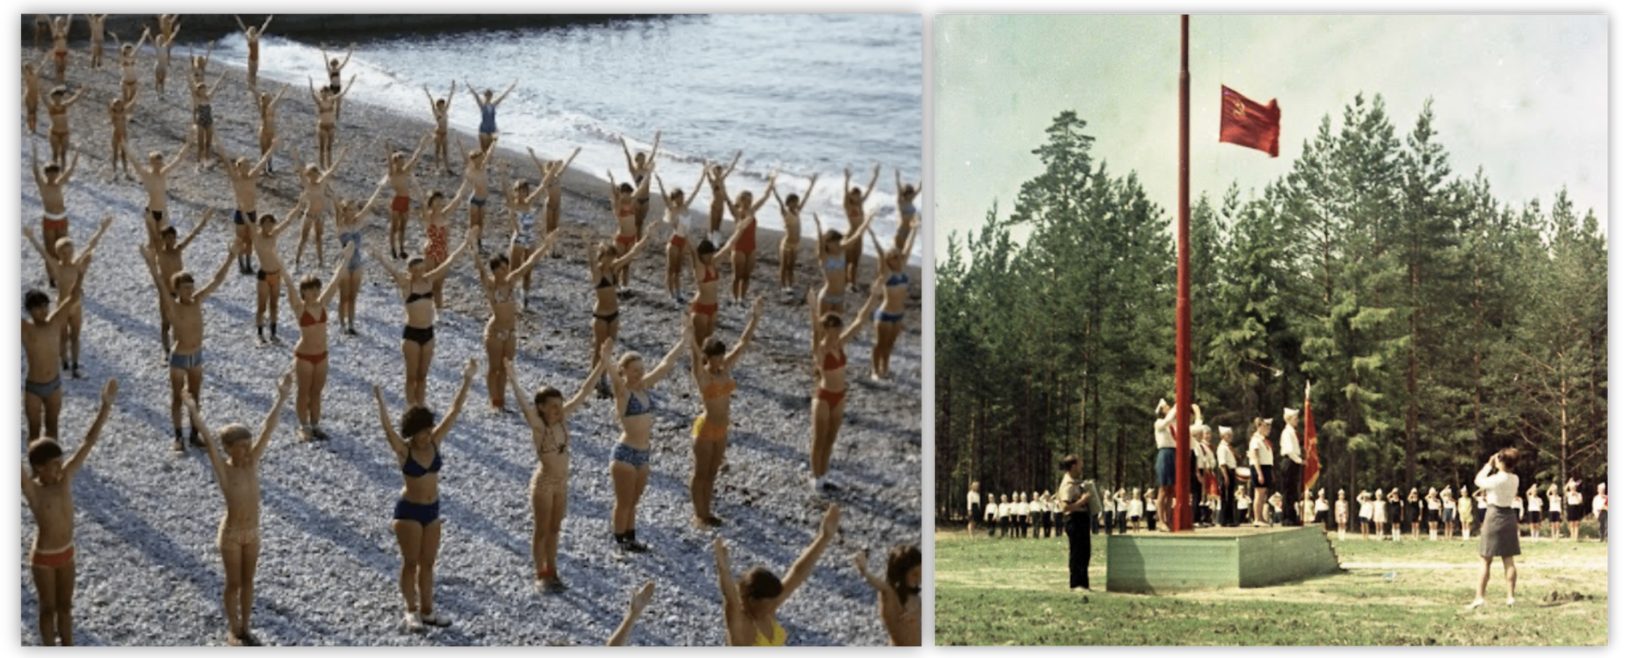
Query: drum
[{"left": 1235, "top": 466, "right": 1253, "bottom": 482}]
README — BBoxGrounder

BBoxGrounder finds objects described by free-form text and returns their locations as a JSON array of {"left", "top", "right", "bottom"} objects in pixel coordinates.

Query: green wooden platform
[{"left": 1106, "top": 525, "right": 1341, "bottom": 593}]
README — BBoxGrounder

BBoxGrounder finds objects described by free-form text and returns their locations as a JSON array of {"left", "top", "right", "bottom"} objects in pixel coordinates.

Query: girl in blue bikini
[
  {"left": 600, "top": 323, "right": 693, "bottom": 553},
  {"left": 372, "top": 360, "right": 477, "bottom": 633},
  {"left": 811, "top": 210, "right": 876, "bottom": 315},
  {"left": 865, "top": 218, "right": 916, "bottom": 380},
  {"left": 892, "top": 169, "right": 921, "bottom": 254}
]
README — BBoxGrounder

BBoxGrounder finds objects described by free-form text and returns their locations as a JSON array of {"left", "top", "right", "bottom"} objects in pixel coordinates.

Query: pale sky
[{"left": 933, "top": 15, "right": 1608, "bottom": 260}]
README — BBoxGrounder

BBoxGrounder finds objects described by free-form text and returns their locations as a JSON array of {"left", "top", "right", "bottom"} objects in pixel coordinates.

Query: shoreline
[{"left": 25, "top": 14, "right": 663, "bottom": 44}]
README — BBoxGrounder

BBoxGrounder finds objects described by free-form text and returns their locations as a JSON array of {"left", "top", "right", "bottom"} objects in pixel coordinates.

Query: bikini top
[
  {"left": 701, "top": 379, "right": 736, "bottom": 401},
  {"left": 751, "top": 619, "right": 787, "bottom": 647},
  {"left": 493, "top": 285, "right": 515, "bottom": 305},
  {"left": 402, "top": 446, "right": 442, "bottom": 478},
  {"left": 536, "top": 423, "right": 568, "bottom": 458},
  {"left": 597, "top": 275, "right": 615, "bottom": 289},
  {"left": 617, "top": 200, "right": 635, "bottom": 217},
  {"left": 824, "top": 256, "right": 845, "bottom": 272},
  {"left": 823, "top": 351, "right": 846, "bottom": 371},
  {"left": 625, "top": 390, "right": 654, "bottom": 417},
  {"left": 300, "top": 308, "right": 327, "bottom": 327},
  {"left": 701, "top": 267, "right": 719, "bottom": 284},
  {"left": 886, "top": 272, "right": 911, "bottom": 288},
  {"left": 406, "top": 289, "right": 434, "bottom": 305}
]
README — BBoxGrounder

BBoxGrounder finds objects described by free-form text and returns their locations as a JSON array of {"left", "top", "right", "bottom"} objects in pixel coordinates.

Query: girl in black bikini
[
  {"left": 588, "top": 237, "right": 651, "bottom": 395},
  {"left": 371, "top": 360, "right": 476, "bottom": 633},
  {"left": 370, "top": 238, "right": 470, "bottom": 407}
]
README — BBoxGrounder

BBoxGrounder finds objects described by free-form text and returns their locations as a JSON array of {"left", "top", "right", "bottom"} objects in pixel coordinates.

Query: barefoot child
[
  {"left": 22, "top": 379, "right": 117, "bottom": 646},
  {"left": 424, "top": 81, "right": 456, "bottom": 174},
  {"left": 217, "top": 145, "right": 280, "bottom": 273},
  {"left": 144, "top": 210, "right": 214, "bottom": 350},
  {"left": 841, "top": 164, "right": 881, "bottom": 289},
  {"left": 235, "top": 15, "right": 275, "bottom": 88},
  {"left": 289, "top": 143, "right": 348, "bottom": 268},
  {"left": 772, "top": 173, "right": 820, "bottom": 292},
  {"left": 527, "top": 146, "right": 580, "bottom": 256},
  {"left": 136, "top": 141, "right": 192, "bottom": 247},
  {"left": 255, "top": 84, "right": 290, "bottom": 175},
  {"left": 184, "top": 372, "right": 292, "bottom": 646},
  {"left": 506, "top": 358, "right": 603, "bottom": 592},
  {"left": 190, "top": 72, "right": 230, "bottom": 167},
  {"left": 24, "top": 61, "right": 44, "bottom": 134},
  {"left": 107, "top": 94, "right": 141, "bottom": 179},
  {"left": 21, "top": 288, "right": 83, "bottom": 441},
  {"left": 30, "top": 143, "right": 78, "bottom": 273},
  {"left": 141, "top": 241, "right": 241, "bottom": 451},
  {"left": 386, "top": 134, "right": 433, "bottom": 259},
  {"left": 24, "top": 216, "right": 114, "bottom": 379},
  {"left": 247, "top": 207, "right": 303, "bottom": 342},
  {"left": 282, "top": 246, "right": 355, "bottom": 441}
]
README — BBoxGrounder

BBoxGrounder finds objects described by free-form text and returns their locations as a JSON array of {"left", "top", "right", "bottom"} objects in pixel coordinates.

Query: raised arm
[
  {"left": 368, "top": 246, "right": 409, "bottom": 289},
  {"left": 471, "top": 245, "right": 495, "bottom": 294},
  {"left": 318, "top": 146, "right": 350, "bottom": 183},
  {"left": 723, "top": 150, "right": 743, "bottom": 177},
  {"left": 862, "top": 163, "right": 881, "bottom": 199},
  {"left": 852, "top": 550, "right": 893, "bottom": 596},
  {"left": 841, "top": 208, "right": 878, "bottom": 248},
  {"left": 337, "top": 74, "right": 357, "bottom": 99},
  {"left": 252, "top": 137, "right": 280, "bottom": 174},
  {"left": 724, "top": 297, "right": 765, "bottom": 368},
  {"left": 64, "top": 380, "right": 118, "bottom": 478},
  {"left": 605, "top": 582, "right": 655, "bottom": 647},
  {"left": 356, "top": 179, "right": 389, "bottom": 218},
  {"left": 250, "top": 372, "right": 294, "bottom": 461},
  {"left": 504, "top": 360, "right": 542, "bottom": 428},
  {"left": 774, "top": 504, "right": 842, "bottom": 607},
  {"left": 801, "top": 173, "right": 820, "bottom": 209},
  {"left": 610, "top": 232, "right": 651, "bottom": 270},
  {"left": 22, "top": 227, "right": 55, "bottom": 276},
  {"left": 494, "top": 78, "right": 519, "bottom": 104},
  {"left": 425, "top": 237, "right": 471, "bottom": 281},
  {"left": 207, "top": 71, "right": 229, "bottom": 97},
  {"left": 193, "top": 245, "right": 240, "bottom": 301},
  {"left": 642, "top": 323, "right": 695, "bottom": 387},
  {"left": 184, "top": 392, "right": 228, "bottom": 484},
  {"left": 711, "top": 537, "right": 744, "bottom": 616},
  {"left": 338, "top": 45, "right": 354, "bottom": 69},
  {"left": 751, "top": 175, "right": 778, "bottom": 212},
  {"left": 430, "top": 360, "right": 480, "bottom": 445},
  {"left": 840, "top": 284, "right": 883, "bottom": 343},
  {"left": 163, "top": 140, "right": 192, "bottom": 175},
  {"left": 562, "top": 359, "right": 604, "bottom": 418},
  {"left": 316, "top": 244, "right": 355, "bottom": 306},
  {"left": 686, "top": 167, "right": 707, "bottom": 206},
  {"left": 259, "top": 14, "right": 275, "bottom": 33},
  {"left": 372, "top": 384, "right": 408, "bottom": 458}
]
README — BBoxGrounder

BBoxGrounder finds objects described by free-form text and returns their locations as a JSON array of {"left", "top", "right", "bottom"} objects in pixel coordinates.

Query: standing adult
[
  {"left": 1215, "top": 426, "right": 1239, "bottom": 527},
  {"left": 967, "top": 482, "right": 982, "bottom": 536},
  {"left": 1058, "top": 456, "right": 1096, "bottom": 592},
  {"left": 1278, "top": 407, "right": 1304, "bottom": 526},
  {"left": 1466, "top": 448, "right": 1522, "bottom": 609},
  {"left": 1152, "top": 399, "right": 1179, "bottom": 532}
]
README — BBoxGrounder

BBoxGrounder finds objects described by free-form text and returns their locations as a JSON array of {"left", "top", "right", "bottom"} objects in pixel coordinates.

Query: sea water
[{"left": 206, "top": 14, "right": 924, "bottom": 262}]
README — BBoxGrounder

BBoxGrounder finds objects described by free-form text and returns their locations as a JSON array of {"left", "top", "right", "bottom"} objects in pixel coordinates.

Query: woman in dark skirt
[
  {"left": 1405, "top": 488, "right": 1421, "bottom": 540},
  {"left": 1467, "top": 448, "right": 1522, "bottom": 609}
]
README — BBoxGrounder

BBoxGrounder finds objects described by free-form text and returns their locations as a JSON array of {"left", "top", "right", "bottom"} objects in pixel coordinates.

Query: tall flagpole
[{"left": 1174, "top": 14, "right": 1195, "bottom": 532}]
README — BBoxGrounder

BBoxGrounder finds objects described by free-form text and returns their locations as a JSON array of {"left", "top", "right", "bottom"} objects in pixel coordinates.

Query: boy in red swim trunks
[
  {"left": 30, "top": 142, "right": 79, "bottom": 281},
  {"left": 22, "top": 379, "right": 118, "bottom": 646}
]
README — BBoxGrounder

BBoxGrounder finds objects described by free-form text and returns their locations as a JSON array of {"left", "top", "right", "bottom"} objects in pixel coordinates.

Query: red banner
[
  {"left": 1302, "top": 385, "right": 1321, "bottom": 492},
  {"left": 1219, "top": 85, "right": 1281, "bottom": 157}
]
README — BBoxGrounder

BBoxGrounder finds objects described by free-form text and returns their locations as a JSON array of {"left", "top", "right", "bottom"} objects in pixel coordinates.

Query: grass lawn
[{"left": 934, "top": 527, "right": 1606, "bottom": 645}]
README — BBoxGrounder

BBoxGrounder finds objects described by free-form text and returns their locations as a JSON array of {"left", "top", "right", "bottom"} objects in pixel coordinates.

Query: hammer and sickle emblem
[{"left": 1232, "top": 99, "right": 1247, "bottom": 118}]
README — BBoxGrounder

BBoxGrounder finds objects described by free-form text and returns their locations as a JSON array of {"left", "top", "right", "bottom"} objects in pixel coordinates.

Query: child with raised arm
[
  {"left": 372, "top": 360, "right": 479, "bottom": 632},
  {"left": 772, "top": 173, "right": 820, "bottom": 292},
  {"left": 24, "top": 216, "right": 113, "bottom": 379},
  {"left": 711, "top": 504, "right": 841, "bottom": 646},
  {"left": 654, "top": 169, "right": 708, "bottom": 302},
  {"left": 841, "top": 164, "right": 881, "bottom": 289},
  {"left": 289, "top": 143, "right": 348, "bottom": 268},
  {"left": 506, "top": 358, "right": 603, "bottom": 592},
  {"left": 282, "top": 246, "right": 354, "bottom": 441},
  {"left": 455, "top": 136, "right": 499, "bottom": 251},
  {"left": 217, "top": 143, "right": 281, "bottom": 273},
  {"left": 468, "top": 78, "right": 519, "bottom": 153},
  {"left": 23, "top": 379, "right": 117, "bottom": 646},
  {"left": 136, "top": 140, "right": 192, "bottom": 246},
  {"left": 184, "top": 372, "right": 292, "bottom": 646},
  {"left": 424, "top": 80, "right": 456, "bottom": 174},
  {"left": 892, "top": 169, "right": 921, "bottom": 253},
  {"left": 386, "top": 133, "right": 433, "bottom": 259},
  {"left": 528, "top": 146, "right": 581, "bottom": 256},
  {"left": 31, "top": 143, "right": 79, "bottom": 271},
  {"left": 864, "top": 219, "right": 915, "bottom": 379},
  {"left": 854, "top": 545, "right": 922, "bottom": 646},
  {"left": 497, "top": 164, "right": 553, "bottom": 309},
  {"left": 106, "top": 92, "right": 141, "bottom": 180},
  {"left": 621, "top": 130, "right": 662, "bottom": 234},
  {"left": 235, "top": 15, "right": 275, "bottom": 88},
  {"left": 144, "top": 210, "right": 214, "bottom": 349},
  {"left": 255, "top": 84, "right": 290, "bottom": 175},
  {"left": 686, "top": 297, "right": 764, "bottom": 527},
  {"left": 704, "top": 151, "right": 743, "bottom": 241},
  {"left": 21, "top": 287, "right": 83, "bottom": 441},
  {"left": 247, "top": 206, "right": 303, "bottom": 342},
  {"left": 141, "top": 241, "right": 241, "bottom": 451}
]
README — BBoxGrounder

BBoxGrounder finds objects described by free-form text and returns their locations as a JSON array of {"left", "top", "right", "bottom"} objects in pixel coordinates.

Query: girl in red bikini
[
  {"left": 805, "top": 283, "right": 883, "bottom": 492},
  {"left": 282, "top": 244, "right": 354, "bottom": 441},
  {"left": 773, "top": 173, "right": 820, "bottom": 292},
  {"left": 686, "top": 217, "right": 750, "bottom": 344},
  {"left": 607, "top": 170, "right": 653, "bottom": 287},
  {"left": 727, "top": 176, "right": 779, "bottom": 303},
  {"left": 385, "top": 133, "right": 432, "bottom": 259},
  {"left": 417, "top": 179, "right": 472, "bottom": 308}
]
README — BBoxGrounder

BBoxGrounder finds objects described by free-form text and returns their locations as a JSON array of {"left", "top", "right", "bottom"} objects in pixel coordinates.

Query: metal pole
[{"left": 1175, "top": 14, "right": 1194, "bottom": 532}]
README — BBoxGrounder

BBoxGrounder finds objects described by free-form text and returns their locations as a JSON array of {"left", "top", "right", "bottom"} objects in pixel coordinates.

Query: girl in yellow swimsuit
[
  {"left": 711, "top": 505, "right": 841, "bottom": 645},
  {"left": 685, "top": 296, "right": 764, "bottom": 528}
]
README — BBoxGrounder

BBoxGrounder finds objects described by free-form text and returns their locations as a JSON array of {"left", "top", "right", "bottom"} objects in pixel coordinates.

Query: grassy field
[{"left": 934, "top": 527, "right": 1606, "bottom": 645}]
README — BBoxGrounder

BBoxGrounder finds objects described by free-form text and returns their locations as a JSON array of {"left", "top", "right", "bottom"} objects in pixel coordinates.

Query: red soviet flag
[
  {"left": 1219, "top": 85, "right": 1280, "bottom": 157},
  {"left": 1302, "top": 381, "right": 1321, "bottom": 492}
]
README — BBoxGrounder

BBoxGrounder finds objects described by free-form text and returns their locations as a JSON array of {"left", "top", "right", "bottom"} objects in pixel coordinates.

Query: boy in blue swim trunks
[
  {"left": 141, "top": 240, "right": 240, "bottom": 451},
  {"left": 22, "top": 288, "right": 82, "bottom": 441}
]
